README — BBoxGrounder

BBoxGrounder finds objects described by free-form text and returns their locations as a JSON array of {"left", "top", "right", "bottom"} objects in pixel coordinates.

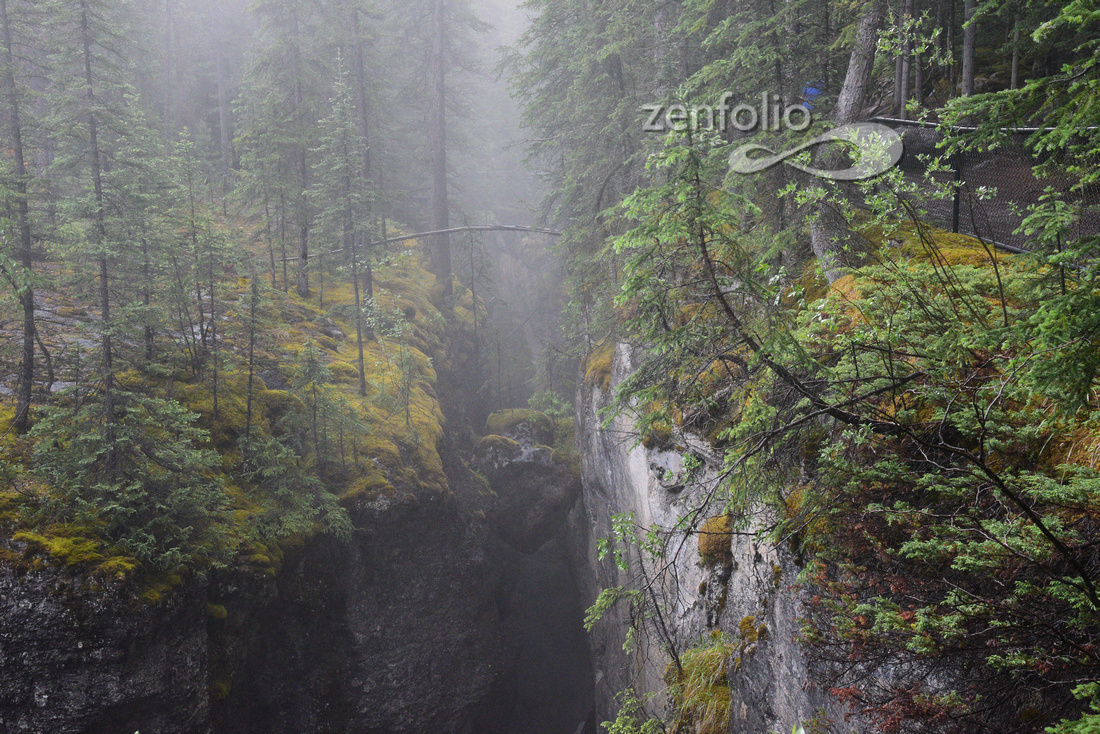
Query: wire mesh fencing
[{"left": 872, "top": 117, "right": 1100, "bottom": 254}]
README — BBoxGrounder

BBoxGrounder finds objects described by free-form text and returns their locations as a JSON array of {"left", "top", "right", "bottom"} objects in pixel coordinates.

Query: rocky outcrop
[
  {"left": 210, "top": 492, "right": 508, "bottom": 734},
  {"left": 569, "top": 343, "right": 858, "bottom": 734},
  {"left": 0, "top": 565, "right": 210, "bottom": 734},
  {"left": 476, "top": 418, "right": 582, "bottom": 555},
  {"left": 0, "top": 491, "right": 508, "bottom": 734},
  {"left": 0, "top": 422, "right": 594, "bottom": 734}
]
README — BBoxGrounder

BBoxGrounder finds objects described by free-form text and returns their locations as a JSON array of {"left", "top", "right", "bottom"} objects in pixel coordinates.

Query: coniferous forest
[{"left": 1, "top": 0, "right": 1100, "bottom": 733}]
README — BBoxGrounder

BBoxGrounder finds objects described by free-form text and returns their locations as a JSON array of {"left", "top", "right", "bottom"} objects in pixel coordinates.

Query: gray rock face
[
  {"left": 476, "top": 424, "right": 582, "bottom": 555},
  {"left": 211, "top": 493, "right": 508, "bottom": 734},
  {"left": 0, "top": 443, "right": 595, "bottom": 734},
  {"left": 0, "top": 566, "right": 211, "bottom": 734},
  {"left": 0, "top": 492, "right": 510, "bottom": 734},
  {"left": 568, "top": 343, "right": 861, "bottom": 734}
]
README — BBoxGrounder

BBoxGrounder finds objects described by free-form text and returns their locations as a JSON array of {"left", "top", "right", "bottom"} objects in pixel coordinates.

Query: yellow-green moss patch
[
  {"left": 669, "top": 631, "right": 734, "bottom": 734},
  {"left": 698, "top": 515, "right": 733, "bottom": 565},
  {"left": 584, "top": 339, "right": 614, "bottom": 392},
  {"left": 485, "top": 409, "right": 553, "bottom": 444}
]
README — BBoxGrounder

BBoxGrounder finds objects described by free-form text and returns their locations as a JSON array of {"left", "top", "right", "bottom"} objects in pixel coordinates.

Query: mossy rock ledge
[{"left": 484, "top": 409, "right": 554, "bottom": 446}]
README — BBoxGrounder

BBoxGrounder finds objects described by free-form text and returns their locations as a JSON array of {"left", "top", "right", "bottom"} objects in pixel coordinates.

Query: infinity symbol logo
[{"left": 728, "top": 122, "right": 904, "bottom": 181}]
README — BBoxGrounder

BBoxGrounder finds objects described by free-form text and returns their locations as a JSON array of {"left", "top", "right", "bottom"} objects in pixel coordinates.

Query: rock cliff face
[
  {"left": 0, "top": 432, "right": 591, "bottom": 733},
  {"left": 569, "top": 343, "right": 858, "bottom": 734},
  {"left": 0, "top": 565, "right": 210, "bottom": 734},
  {"left": 0, "top": 491, "right": 507, "bottom": 734}
]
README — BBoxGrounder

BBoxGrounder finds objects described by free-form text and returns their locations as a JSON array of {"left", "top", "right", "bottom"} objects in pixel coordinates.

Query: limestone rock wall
[{"left": 570, "top": 343, "right": 858, "bottom": 734}]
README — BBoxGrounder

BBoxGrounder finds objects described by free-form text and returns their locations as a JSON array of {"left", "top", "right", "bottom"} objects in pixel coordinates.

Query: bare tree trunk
[
  {"left": 80, "top": 1, "right": 115, "bottom": 439},
  {"left": 899, "top": 0, "right": 912, "bottom": 117},
  {"left": 812, "top": 0, "right": 886, "bottom": 282},
  {"left": 835, "top": 0, "right": 885, "bottom": 125},
  {"left": 278, "top": 190, "right": 289, "bottom": 291},
  {"left": 163, "top": 0, "right": 173, "bottom": 142},
  {"left": 188, "top": 168, "right": 206, "bottom": 350},
  {"left": 215, "top": 41, "right": 233, "bottom": 173},
  {"left": 351, "top": 8, "right": 375, "bottom": 340},
  {"left": 1, "top": 0, "right": 33, "bottom": 432},
  {"left": 430, "top": 0, "right": 452, "bottom": 308},
  {"left": 348, "top": 211, "right": 367, "bottom": 397},
  {"left": 944, "top": 0, "right": 956, "bottom": 92},
  {"left": 352, "top": 9, "right": 371, "bottom": 188},
  {"left": 245, "top": 269, "right": 257, "bottom": 445},
  {"left": 960, "top": 0, "right": 975, "bottom": 96},
  {"left": 263, "top": 192, "right": 277, "bottom": 288},
  {"left": 296, "top": 118, "right": 310, "bottom": 297},
  {"left": 142, "top": 237, "right": 154, "bottom": 360},
  {"left": 1010, "top": 17, "right": 1020, "bottom": 89},
  {"left": 914, "top": 48, "right": 924, "bottom": 107},
  {"left": 291, "top": 6, "right": 309, "bottom": 298},
  {"left": 208, "top": 239, "right": 218, "bottom": 419}
]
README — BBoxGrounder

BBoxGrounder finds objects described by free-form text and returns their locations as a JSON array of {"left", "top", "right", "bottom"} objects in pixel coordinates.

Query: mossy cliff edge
[{"left": 0, "top": 236, "right": 574, "bottom": 733}]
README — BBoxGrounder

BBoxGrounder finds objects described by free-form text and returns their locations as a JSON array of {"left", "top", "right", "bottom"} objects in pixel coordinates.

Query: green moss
[
  {"left": 327, "top": 361, "right": 361, "bottom": 384},
  {"left": 341, "top": 472, "right": 395, "bottom": 501},
  {"left": 137, "top": 573, "right": 183, "bottom": 606},
  {"left": 14, "top": 531, "right": 104, "bottom": 566},
  {"left": 206, "top": 603, "right": 228, "bottom": 619},
  {"left": 476, "top": 434, "right": 522, "bottom": 453},
  {"left": 98, "top": 556, "right": 139, "bottom": 578},
  {"left": 669, "top": 631, "right": 734, "bottom": 734},
  {"left": 584, "top": 339, "right": 614, "bottom": 392},
  {"left": 485, "top": 409, "right": 553, "bottom": 444},
  {"left": 13, "top": 528, "right": 139, "bottom": 579},
  {"left": 698, "top": 515, "right": 733, "bottom": 565},
  {"left": 246, "top": 553, "right": 272, "bottom": 567},
  {"left": 738, "top": 615, "right": 758, "bottom": 642}
]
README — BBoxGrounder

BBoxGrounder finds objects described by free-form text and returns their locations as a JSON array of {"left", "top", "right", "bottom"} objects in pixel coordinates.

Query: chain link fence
[{"left": 873, "top": 117, "right": 1100, "bottom": 253}]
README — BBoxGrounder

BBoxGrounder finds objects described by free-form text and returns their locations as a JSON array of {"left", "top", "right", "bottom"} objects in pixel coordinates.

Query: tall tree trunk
[
  {"left": 291, "top": 6, "right": 309, "bottom": 298},
  {"left": 278, "top": 190, "right": 289, "bottom": 291},
  {"left": 80, "top": 1, "right": 115, "bottom": 439},
  {"left": 215, "top": 42, "right": 232, "bottom": 173},
  {"left": 351, "top": 8, "right": 375, "bottom": 339},
  {"left": 914, "top": 49, "right": 924, "bottom": 107},
  {"left": 834, "top": 0, "right": 885, "bottom": 125},
  {"left": 960, "top": 0, "right": 975, "bottom": 96},
  {"left": 430, "top": 0, "right": 452, "bottom": 308},
  {"left": 944, "top": 0, "right": 956, "bottom": 92},
  {"left": 351, "top": 9, "right": 372, "bottom": 187},
  {"left": 263, "top": 192, "right": 277, "bottom": 288},
  {"left": 899, "top": 0, "right": 912, "bottom": 117},
  {"left": 208, "top": 239, "right": 218, "bottom": 419},
  {"left": 1, "top": 0, "right": 33, "bottom": 432},
  {"left": 245, "top": 269, "right": 257, "bottom": 446},
  {"left": 296, "top": 114, "right": 310, "bottom": 297},
  {"left": 188, "top": 169, "right": 206, "bottom": 350},
  {"left": 141, "top": 236, "right": 154, "bottom": 360},
  {"left": 1010, "top": 17, "right": 1020, "bottom": 89},
  {"left": 163, "top": 0, "right": 174, "bottom": 142},
  {"left": 811, "top": 0, "right": 886, "bottom": 282},
  {"left": 348, "top": 210, "right": 367, "bottom": 398}
]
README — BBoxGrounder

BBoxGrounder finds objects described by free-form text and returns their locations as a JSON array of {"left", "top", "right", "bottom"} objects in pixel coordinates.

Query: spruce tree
[
  {"left": 237, "top": 0, "right": 332, "bottom": 298},
  {"left": 0, "top": 0, "right": 39, "bottom": 432},
  {"left": 312, "top": 60, "right": 374, "bottom": 396}
]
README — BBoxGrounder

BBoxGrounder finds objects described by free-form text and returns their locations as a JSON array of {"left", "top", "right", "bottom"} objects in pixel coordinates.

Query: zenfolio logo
[
  {"left": 642, "top": 93, "right": 811, "bottom": 134},
  {"left": 641, "top": 92, "right": 903, "bottom": 181},
  {"left": 729, "top": 122, "right": 904, "bottom": 181}
]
